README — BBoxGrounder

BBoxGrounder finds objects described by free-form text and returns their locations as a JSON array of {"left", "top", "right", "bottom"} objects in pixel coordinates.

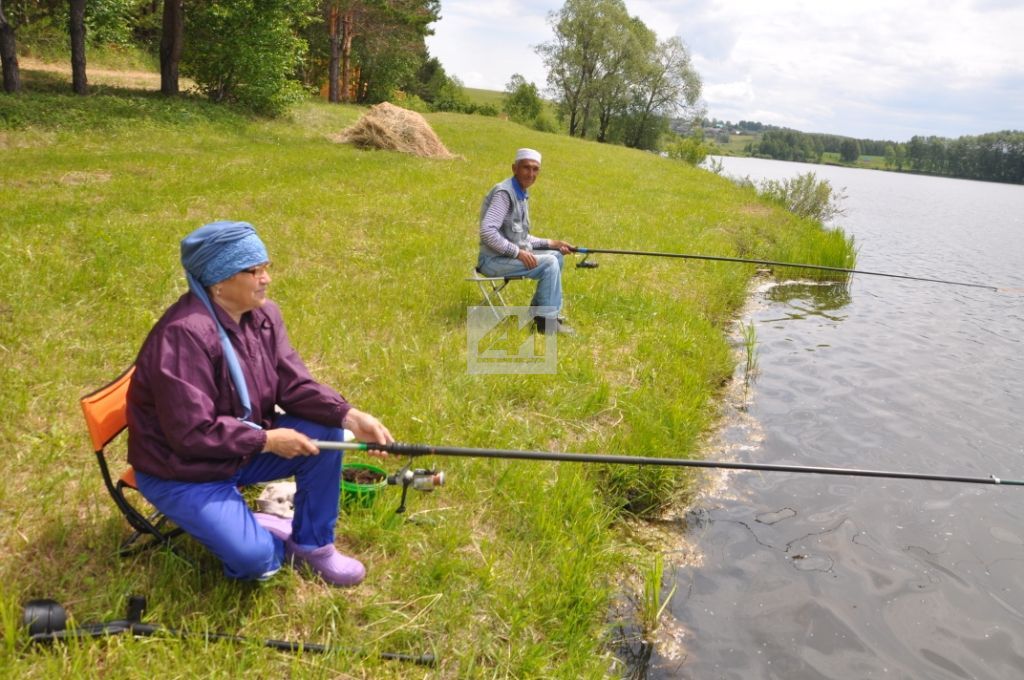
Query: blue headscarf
[{"left": 180, "top": 220, "right": 269, "bottom": 427}]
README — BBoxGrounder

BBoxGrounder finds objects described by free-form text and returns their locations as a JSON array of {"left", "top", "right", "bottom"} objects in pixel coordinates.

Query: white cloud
[{"left": 427, "top": 0, "right": 1024, "bottom": 140}]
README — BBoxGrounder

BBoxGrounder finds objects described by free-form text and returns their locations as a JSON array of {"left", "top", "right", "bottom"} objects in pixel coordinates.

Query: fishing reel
[
  {"left": 23, "top": 595, "right": 148, "bottom": 643},
  {"left": 387, "top": 457, "right": 445, "bottom": 514},
  {"left": 576, "top": 253, "right": 599, "bottom": 269}
]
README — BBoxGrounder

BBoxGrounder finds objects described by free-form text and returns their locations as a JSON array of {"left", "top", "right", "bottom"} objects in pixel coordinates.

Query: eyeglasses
[{"left": 241, "top": 263, "right": 272, "bottom": 277}]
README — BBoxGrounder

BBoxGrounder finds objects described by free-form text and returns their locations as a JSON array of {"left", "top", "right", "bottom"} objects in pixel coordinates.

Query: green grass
[
  {"left": 713, "top": 132, "right": 757, "bottom": 155},
  {"left": 464, "top": 86, "right": 562, "bottom": 128},
  {"left": 821, "top": 151, "right": 886, "bottom": 170},
  {"left": 464, "top": 87, "right": 506, "bottom": 110},
  {"left": 0, "top": 71, "right": 853, "bottom": 677}
]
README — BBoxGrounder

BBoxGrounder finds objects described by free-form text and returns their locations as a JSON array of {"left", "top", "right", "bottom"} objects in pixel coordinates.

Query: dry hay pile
[{"left": 333, "top": 102, "right": 457, "bottom": 159}]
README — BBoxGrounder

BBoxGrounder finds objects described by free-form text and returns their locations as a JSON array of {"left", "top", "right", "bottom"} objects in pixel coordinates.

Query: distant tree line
[
  {"left": 0, "top": 0, "right": 494, "bottom": 117},
  {"left": 536, "top": 0, "right": 703, "bottom": 151},
  {"left": 743, "top": 129, "right": 891, "bottom": 164},
  {"left": 888, "top": 132, "right": 1024, "bottom": 184},
  {"left": 724, "top": 122, "right": 1024, "bottom": 185}
]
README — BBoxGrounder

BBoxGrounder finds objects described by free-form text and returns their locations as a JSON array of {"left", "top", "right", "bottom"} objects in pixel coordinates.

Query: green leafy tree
[
  {"left": 504, "top": 73, "right": 542, "bottom": 123},
  {"left": 403, "top": 55, "right": 470, "bottom": 111},
  {"left": 182, "top": 0, "right": 313, "bottom": 114},
  {"left": 839, "top": 138, "right": 860, "bottom": 163},
  {"left": 592, "top": 16, "right": 649, "bottom": 142},
  {"left": 538, "top": 0, "right": 702, "bottom": 150},
  {"left": 82, "top": 0, "right": 139, "bottom": 46},
  {"left": 428, "top": 72, "right": 469, "bottom": 111},
  {"left": 620, "top": 35, "right": 701, "bottom": 150},
  {"left": 884, "top": 143, "right": 907, "bottom": 170},
  {"left": 537, "top": 0, "right": 631, "bottom": 137}
]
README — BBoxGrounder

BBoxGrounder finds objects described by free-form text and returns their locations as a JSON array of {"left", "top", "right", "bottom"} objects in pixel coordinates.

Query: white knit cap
[{"left": 514, "top": 148, "right": 542, "bottom": 164}]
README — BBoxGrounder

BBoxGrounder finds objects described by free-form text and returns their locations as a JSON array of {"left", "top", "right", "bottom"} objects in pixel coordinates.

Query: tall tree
[
  {"left": 338, "top": 1, "right": 367, "bottom": 103},
  {"left": 317, "top": 0, "right": 370, "bottom": 104},
  {"left": 537, "top": 0, "right": 631, "bottom": 138},
  {"left": 592, "top": 16, "right": 650, "bottom": 142},
  {"left": 69, "top": 0, "right": 87, "bottom": 94},
  {"left": 326, "top": 1, "right": 341, "bottom": 102},
  {"left": 159, "top": 0, "right": 183, "bottom": 95},
  {"left": 623, "top": 36, "right": 701, "bottom": 149},
  {"left": 0, "top": 0, "right": 21, "bottom": 93},
  {"left": 348, "top": 0, "right": 438, "bottom": 103},
  {"left": 317, "top": 1, "right": 437, "bottom": 104}
]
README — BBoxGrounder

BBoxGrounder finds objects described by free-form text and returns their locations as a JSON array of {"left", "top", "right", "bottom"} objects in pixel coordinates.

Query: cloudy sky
[{"left": 426, "top": 0, "right": 1024, "bottom": 142}]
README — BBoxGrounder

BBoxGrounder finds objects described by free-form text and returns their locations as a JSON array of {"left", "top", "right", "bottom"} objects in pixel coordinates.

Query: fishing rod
[
  {"left": 22, "top": 595, "right": 435, "bottom": 666},
  {"left": 537, "top": 245, "right": 1000, "bottom": 291},
  {"left": 319, "top": 440, "right": 1024, "bottom": 488}
]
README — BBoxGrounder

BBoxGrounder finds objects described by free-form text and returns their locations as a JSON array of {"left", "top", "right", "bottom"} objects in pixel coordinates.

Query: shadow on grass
[{"left": 1, "top": 69, "right": 252, "bottom": 131}]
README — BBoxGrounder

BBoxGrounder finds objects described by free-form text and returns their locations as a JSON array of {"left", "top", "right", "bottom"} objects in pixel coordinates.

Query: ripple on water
[{"left": 659, "top": 158, "right": 1024, "bottom": 680}]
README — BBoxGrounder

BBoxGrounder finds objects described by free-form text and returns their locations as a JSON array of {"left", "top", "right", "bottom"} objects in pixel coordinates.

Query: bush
[
  {"left": 504, "top": 73, "right": 542, "bottom": 124},
  {"left": 532, "top": 112, "right": 558, "bottom": 133},
  {"left": 758, "top": 172, "right": 847, "bottom": 223},
  {"left": 390, "top": 90, "right": 431, "bottom": 113},
  {"left": 182, "top": 0, "right": 313, "bottom": 115},
  {"left": 665, "top": 134, "right": 712, "bottom": 166}
]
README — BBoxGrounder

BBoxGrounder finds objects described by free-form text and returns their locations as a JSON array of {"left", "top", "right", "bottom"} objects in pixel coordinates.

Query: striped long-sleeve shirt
[{"left": 479, "top": 181, "right": 549, "bottom": 258}]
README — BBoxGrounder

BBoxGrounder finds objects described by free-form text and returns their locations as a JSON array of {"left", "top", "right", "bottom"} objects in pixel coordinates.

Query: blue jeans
[
  {"left": 135, "top": 414, "right": 344, "bottom": 580},
  {"left": 477, "top": 250, "right": 564, "bottom": 319}
]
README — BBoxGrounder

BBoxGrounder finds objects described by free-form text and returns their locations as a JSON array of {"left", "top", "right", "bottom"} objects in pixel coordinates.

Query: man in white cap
[{"left": 477, "top": 148, "right": 575, "bottom": 334}]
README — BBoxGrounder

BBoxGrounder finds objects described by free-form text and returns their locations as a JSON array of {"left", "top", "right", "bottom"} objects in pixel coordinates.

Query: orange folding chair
[{"left": 80, "top": 366, "right": 184, "bottom": 556}]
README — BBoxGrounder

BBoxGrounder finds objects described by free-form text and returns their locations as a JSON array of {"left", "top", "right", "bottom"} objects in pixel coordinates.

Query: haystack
[{"left": 334, "top": 102, "right": 457, "bottom": 159}]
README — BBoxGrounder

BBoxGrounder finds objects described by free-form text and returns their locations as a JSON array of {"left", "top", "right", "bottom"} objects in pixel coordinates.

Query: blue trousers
[
  {"left": 477, "top": 250, "right": 564, "bottom": 319},
  {"left": 135, "top": 414, "right": 344, "bottom": 580}
]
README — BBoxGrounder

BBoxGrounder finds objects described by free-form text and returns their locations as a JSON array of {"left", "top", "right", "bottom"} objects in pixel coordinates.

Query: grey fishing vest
[{"left": 479, "top": 177, "right": 532, "bottom": 256}]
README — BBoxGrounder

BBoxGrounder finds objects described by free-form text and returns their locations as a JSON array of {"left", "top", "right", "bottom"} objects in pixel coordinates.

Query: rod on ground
[
  {"left": 318, "top": 440, "right": 1024, "bottom": 487},
  {"left": 24, "top": 596, "right": 436, "bottom": 666},
  {"left": 540, "top": 244, "right": 1000, "bottom": 291}
]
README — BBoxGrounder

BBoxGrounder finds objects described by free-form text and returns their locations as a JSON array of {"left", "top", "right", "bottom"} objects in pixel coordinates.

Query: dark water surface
[{"left": 652, "top": 159, "right": 1024, "bottom": 679}]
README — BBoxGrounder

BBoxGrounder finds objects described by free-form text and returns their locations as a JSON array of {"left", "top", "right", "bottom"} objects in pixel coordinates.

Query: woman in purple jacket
[{"left": 126, "top": 220, "right": 392, "bottom": 586}]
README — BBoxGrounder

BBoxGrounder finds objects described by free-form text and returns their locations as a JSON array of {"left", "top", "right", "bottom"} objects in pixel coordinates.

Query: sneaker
[
  {"left": 253, "top": 512, "right": 293, "bottom": 542},
  {"left": 534, "top": 317, "right": 575, "bottom": 335},
  {"left": 285, "top": 541, "right": 366, "bottom": 587}
]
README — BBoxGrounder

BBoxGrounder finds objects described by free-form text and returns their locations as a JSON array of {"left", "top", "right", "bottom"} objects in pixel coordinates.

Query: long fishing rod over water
[
  {"left": 540, "top": 245, "right": 1005, "bottom": 291},
  {"left": 316, "top": 440, "right": 1024, "bottom": 488}
]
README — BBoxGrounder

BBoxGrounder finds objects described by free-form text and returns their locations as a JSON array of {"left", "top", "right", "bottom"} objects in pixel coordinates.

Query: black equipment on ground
[{"left": 22, "top": 595, "right": 435, "bottom": 665}]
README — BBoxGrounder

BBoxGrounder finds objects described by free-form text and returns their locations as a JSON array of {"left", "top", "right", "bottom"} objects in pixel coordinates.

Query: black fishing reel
[
  {"left": 576, "top": 253, "right": 599, "bottom": 268},
  {"left": 23, "top": 595, "right": 148, "bottom": 643},
  {"left": 387, "top": 457, "right": 445, "bottom": 514}
]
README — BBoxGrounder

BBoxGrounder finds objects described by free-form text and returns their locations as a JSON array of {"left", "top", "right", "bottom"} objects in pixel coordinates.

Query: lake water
[{"left": 645, "top": 158, "right": 1024, "bottom": 679}]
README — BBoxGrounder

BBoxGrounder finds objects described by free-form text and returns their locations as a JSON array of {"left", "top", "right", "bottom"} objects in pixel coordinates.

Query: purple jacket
[{"left": 127, "top": 293, "right": 352, "bottom": 481}]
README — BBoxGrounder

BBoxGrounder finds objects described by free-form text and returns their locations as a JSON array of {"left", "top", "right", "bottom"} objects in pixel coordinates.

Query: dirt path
[{"left": 20, "top": 56, "right": 193, "bottom": 89}]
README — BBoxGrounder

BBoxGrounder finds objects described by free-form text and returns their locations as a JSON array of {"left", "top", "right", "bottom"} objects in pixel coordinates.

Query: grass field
[
  {"left": 1, "top": 64, "right": 854, "bottom": 678},
  {"left": 463, "top": 87, "right": 506, "bottom": 110},
  {"left": 712, "top": 132, "right": 757, "bottom": 156},
  {"left": 464, "top": 86, "right": 562, "bottom": 129}
]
